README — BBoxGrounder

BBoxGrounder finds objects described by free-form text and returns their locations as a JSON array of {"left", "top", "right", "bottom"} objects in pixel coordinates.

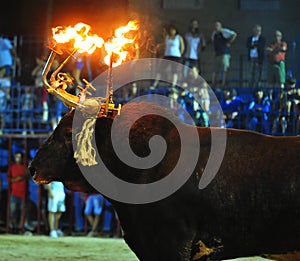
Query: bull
[
  {"left": 28, "top": 101, "right": 300, "bottom": 260},
  {"left": 28, "top": 53, "right": 300, "bottom": 260}
]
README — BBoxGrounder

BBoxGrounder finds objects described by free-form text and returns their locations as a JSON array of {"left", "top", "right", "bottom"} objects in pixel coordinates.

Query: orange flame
[
  {"left": 104, "top": 21, "right": 139, "bottom": 67},
  {"left": 52, "top": 22, "right": 104, "bottom": 54}
]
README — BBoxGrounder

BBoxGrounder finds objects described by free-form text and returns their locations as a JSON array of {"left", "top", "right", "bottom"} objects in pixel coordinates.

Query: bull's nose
[{"left": 27, "top": 165, "right": 37, "bottom": 178}]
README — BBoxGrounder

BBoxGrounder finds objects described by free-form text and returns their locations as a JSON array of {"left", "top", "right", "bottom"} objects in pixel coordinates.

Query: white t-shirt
[
  {"left": 164, "top": 34, "right": 181, "bottom": 58},
  {"left": 250, "top": 36, "right": 259, "bottom": 58},
  {"left": 184, "top": 33, "right": 201, "bottom": 60}
]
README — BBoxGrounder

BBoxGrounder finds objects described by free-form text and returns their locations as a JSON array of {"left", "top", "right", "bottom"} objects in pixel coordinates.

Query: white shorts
[
  {"left": 48, "top": 193, "right": 66, "bottom": 213},
  {"left": 213, "top": 54, "right": 231, "bottom": 72}
]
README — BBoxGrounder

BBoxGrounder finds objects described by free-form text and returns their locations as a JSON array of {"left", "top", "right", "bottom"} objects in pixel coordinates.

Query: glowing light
[
  {"left": 52, "top": 22, "right": 104, "bottom": 54},
  {"left": 104, "top": 21, "right": 139, "bottom": 67}
]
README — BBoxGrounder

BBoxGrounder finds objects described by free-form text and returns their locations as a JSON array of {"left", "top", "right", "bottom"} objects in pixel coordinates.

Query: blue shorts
[
  {"left": 84, "top": 194, "right": 104, "bottom": 215},
  {"left": 10, "top": 195, "right": 24, "bottom": 218}
]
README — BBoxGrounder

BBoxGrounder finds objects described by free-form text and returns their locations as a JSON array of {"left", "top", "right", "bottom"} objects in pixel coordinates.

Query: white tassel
[{"left": 74, "top": 117, "right": 98, "bottom": 166}]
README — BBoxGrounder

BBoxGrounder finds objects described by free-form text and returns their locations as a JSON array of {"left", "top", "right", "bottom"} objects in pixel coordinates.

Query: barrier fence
[{"left": 0, "top": 135, "right": 120, "bottom": 236}]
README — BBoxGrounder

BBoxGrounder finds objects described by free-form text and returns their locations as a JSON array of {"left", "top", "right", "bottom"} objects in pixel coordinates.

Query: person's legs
[
  {"left": 91, "top": 215, "right": 100, "bottom": 232},
  {"left": 212, "top": 56, "right": 221, "bottom": 86},
  {"left": 10, "top": 195, "right": 20, "bottom": 232},
  {"left": 87, "top": 195, "right": 103, "bottom": 236},
  {"left": 48, "top": 193, "right": 58, "bottom": 237},
  {"left": 55, "top": 212, "right": 61, "bottom": 230},
  {"left": 84, "top": 196, "right": 95, "bottom": 236},
  {"left": 86, "top": 214, "right": 94, "bottom": 227},
  {"left": 48, "top": 212, "right": 57, "bottom": 237},
  {"left": 221, "top": 71, "right": 227, "bottom": 87},
  {"left": 221, "top": 55, "right": 230, "bottom": 87},
  {"left": 278, "top": 61, "right": 286, "bottom": 88}
]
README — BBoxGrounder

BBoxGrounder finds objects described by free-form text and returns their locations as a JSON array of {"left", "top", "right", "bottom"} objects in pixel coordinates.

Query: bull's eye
[{"left": 65, "top": 132, "right": 72, "bottom": 139}]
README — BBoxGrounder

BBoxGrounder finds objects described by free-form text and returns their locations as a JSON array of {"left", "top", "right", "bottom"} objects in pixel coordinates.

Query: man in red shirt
[
  {"left": 7, "top": 152, "right": 28, "bottom": 233},
  {"left": 266, "top": 30, "right": 287, "bottom": 89}
]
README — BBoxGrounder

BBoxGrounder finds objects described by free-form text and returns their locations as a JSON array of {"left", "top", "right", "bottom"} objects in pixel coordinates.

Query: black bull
[{"left": 28, "top": 102, "right": 300, "bottom": 260}]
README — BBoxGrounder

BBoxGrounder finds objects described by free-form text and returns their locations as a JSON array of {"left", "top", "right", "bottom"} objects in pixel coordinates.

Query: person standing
[
  {"left": 7, "top": 152, "right": 29, "bottom": 233},
  {"left": 246, "top": 24, "right": 266, "bottom": 88},
  {"left": 183, "top": 19, "right": 206, "bottom": 80},
  {"left": 84, "top": 193, "right": 105, "bottom": 237},
  {"left": 31, "top": 56, "right": 49, "bottom": 122},
  {"left": 163, "top": 24, "right": 185, "bottom": 88},
  {"left": 211, "top": 21, "right": 237, "bottom": 87},
  {"left": 0, "top": 35, "right": 19, "bottom": 78},
  {"left": 47, "top": 181, "right": 66, "bottom": 238},
  {"left": 266, "top": 30, "right": 287, "bottom": 90}
]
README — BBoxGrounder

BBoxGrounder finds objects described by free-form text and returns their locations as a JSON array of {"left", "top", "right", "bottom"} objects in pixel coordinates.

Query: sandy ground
[
  {"left": 0, "top": 234, "right": 299, "bottom": 261},
  {"left": 0, "top": 234, "right": 138, "bottom": 261}
]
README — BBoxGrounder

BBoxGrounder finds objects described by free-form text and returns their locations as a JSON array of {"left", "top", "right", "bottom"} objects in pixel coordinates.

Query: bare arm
[
  {"left": 179, "top": 36, "right": 185, "bottom": 55},
  {"left": 228, "top": 32, "right": 237, "bottom": 44}
]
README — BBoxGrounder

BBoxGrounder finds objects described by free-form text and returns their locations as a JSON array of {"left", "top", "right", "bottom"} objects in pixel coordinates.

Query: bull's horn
[{"left": 42, "top": 50, "right": 100, "bottom": 115}]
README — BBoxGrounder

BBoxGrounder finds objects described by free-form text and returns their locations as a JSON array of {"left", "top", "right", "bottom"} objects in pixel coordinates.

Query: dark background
[{"left": 0, "top": 0, "right": 129, "bottom": 37}]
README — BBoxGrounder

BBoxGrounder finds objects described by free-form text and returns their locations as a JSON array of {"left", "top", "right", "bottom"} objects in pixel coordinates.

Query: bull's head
[
  {"left": 27, "top": 45, "right": 112, "bottom": 192},
  {"left": 28, "top": 109, "right": 97, "bottom": 192}
]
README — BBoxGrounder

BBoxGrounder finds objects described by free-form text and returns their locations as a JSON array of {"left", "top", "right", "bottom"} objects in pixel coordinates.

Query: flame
[
  {"left": 104, "top": 21, "right": 139, "bottom": 67},
  {"left": 52, "top": 22, "right": 104, "bottom": 54}
]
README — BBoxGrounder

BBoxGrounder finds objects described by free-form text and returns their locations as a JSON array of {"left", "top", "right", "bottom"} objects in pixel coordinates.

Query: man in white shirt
[{"left": 246, "top": 25, "right": 266, "bottom": 88}]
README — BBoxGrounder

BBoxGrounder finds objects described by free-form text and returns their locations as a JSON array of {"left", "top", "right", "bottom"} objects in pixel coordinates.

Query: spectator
[
  {"left": 211, "top": 21, "right": 237, "bottom": 87},
  {"left": 0, "top": 173, "right": 2, "bottom": 201},
  {"left": 0, "top": 75, "right": 11, "bottom": 100},
  {"left": 285, "top": 77, "right": 300, "bottom": 119},
  {"left": 73, "top": 191, "right": 85, "bottom": 232},
  {"left": 163, "top": 24, "right": 185, "bottom": 88},
  {"left": 136, "top": 29, "right": 156, "bottom": 59},
  {"left": 40, "top": 185, "right": 49, "bottom": 234},
  {"left": 273, "top": 77, "right": 300, "bottom": 135},
  {"left": 247, "top": 89, "right": 271, "bottom": 134},
  {"left": 0, "top": 35, "right": 19, "bottom": 78},
  {"left": 185, "top": 82, "right": 210, "bottom": 127},
  {"left": 71, "top": 53, "right": 85, "bottom": 90},
  {"left": 246, "top": 24, "right": 266, "bottom": 88},
  {"left": 0, "top": 87, "right": 7, "bottom": 134},
  {"left": 266, "top": 30, "right": 287, "bottom": 90},
  {"left": 47, "top": 181, "right": 66, "bottom": 238},
  {"left": 285, "top": 79, "right": 300, "bottom": 135},
  {"left": 7, "top": 152, "right": 29, "bottom": 233},
  {"left": 31, "top": 56, "right": 49, "bottom": 122},
  {"left": 183, "top": 19, "right": 206, "bottom": 80},
  {"left": 220, "top": 88, "right": 243, "bottom": 128},
  {"left": 296, "top": 102, "right": 300, "bottom": 135},
  {"left": 21, "top": 86, "right": 35, "bottom": 135},
  {"left": 149, "top": 24, "right": 168, "bottom": 90},
  {"left": 84, "top": 193, "right": 105, "bottom": 237}
]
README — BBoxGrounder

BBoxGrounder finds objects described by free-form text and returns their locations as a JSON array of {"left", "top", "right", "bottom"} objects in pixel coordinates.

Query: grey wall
[{"left": 128, "top": 0, "right": 300, "bottom": 80}]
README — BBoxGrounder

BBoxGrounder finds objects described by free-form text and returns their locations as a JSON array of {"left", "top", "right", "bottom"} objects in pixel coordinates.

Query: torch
[{"left": 42, "top": 23, "right": 105, "bottom": 114}]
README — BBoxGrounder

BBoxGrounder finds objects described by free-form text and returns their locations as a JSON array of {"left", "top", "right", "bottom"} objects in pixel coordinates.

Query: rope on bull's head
[{"left": 74, "top": 117, "right": 98, "bottom": 166}]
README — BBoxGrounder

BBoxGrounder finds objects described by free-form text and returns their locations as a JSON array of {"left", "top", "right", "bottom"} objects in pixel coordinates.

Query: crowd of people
[
  {"left": 0, "top": 19, "right": 299, "bottom": 135},
  {"left": 137, "top": 19, "right": 299, "bottom": 135},
  {"left": 1, "top": 151, "right": 117, "bottom": 237},
  {"left": 0, "top": 18, "right": 299, "bottom": 239}
]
